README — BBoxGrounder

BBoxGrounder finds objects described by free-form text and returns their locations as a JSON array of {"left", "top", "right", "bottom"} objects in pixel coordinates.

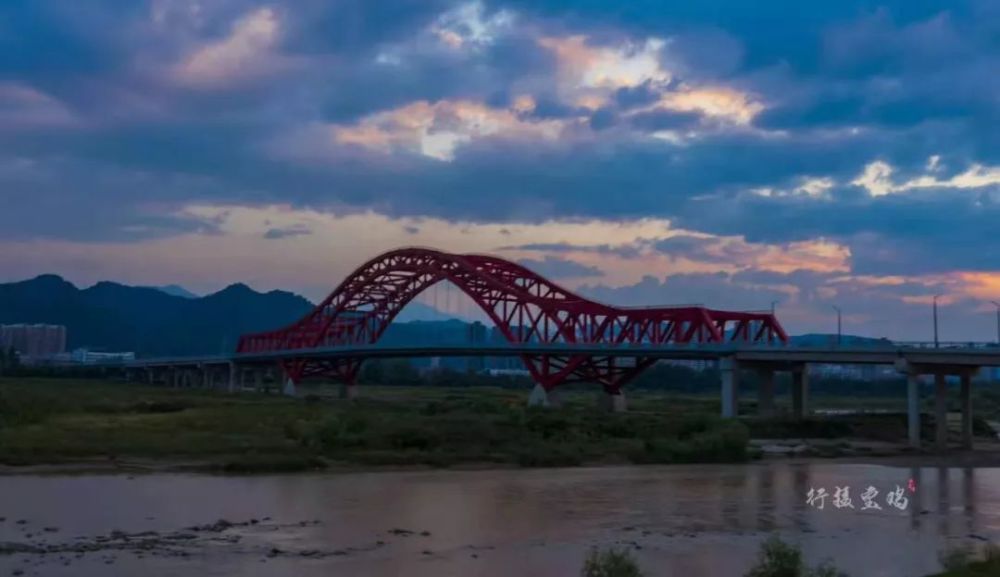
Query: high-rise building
[{"left": 0, "top": 324, "right": 67, "bottom": 359}]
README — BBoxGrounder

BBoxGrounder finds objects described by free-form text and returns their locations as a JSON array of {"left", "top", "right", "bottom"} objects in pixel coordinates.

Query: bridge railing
[{"left": 893, "top": 341, "right": 999, "bottom": 350}]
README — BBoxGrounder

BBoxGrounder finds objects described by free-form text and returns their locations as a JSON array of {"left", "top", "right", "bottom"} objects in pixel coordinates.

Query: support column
[
  {"left": 757, "top": 368, "right": 775, "bottom": 417},
  {"left": 339, "top": 383, "right": 359, "bottom": 400},
  {"left": 935, "top": 373, "right": 948, "bottom": 451},
  {"left": 719, "top": 357, "right": 739, "bottom": 418},
  {"left": 147, "top": 368, "right": 155, "bottom": 384},
  {"left": 283, "top": 377, "right": 297, "bottom": 397},
  {"left": 961, "top": 373, "right": 973, "bottom": 450},
  {"left": 527, "top": 383, "right": 562, "bottom": 408},
  {"left": 227, "top": 362, "right": 237, "bottom": 394},
  {"left": 172, "top": 368, "right": 180, "bottom": 388},
  {"left": 202, "top": 365, "right": 211, "bottom": 389},
  {"left": 908, "top": 372, "right": 922, "bottom": 448},
  {"left": 254, "top": 369, "right": 264, "bottom": 393},
  {"left": 791, "top": 365, "right": 809, "bottom": 420},
  {"left": 598, "top": 390, "right": 628, "bottom": 413}
]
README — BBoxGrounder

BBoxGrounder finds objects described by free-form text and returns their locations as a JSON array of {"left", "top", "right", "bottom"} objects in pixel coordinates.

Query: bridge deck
[{"left": 53, "top": 343, "right": 1000, "bottom": 370}]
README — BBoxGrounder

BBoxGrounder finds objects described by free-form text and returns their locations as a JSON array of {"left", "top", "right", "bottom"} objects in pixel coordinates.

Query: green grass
[
  {"left": 0, "top": 378, "right": 750, "bottom": 471},
  {"left": 930, "top": 543, "right": 1000, "bottom": 576}
]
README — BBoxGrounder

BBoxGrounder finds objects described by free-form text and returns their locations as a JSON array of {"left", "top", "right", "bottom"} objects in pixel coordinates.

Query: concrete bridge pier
[
  {"left": 527, "top": 384, "right": 562, "bottom": 408},
  {"left": 598, "top": 390, "right": 627, "bottom": 413},
  {"left": 227, "top": 362, "right": 237, "bottom": 393},
  {"left": 907, "top": 372, "right": 921, "bottom": 448},
  {"left": 253, "top": 369, "right": 264, "bottom": 393},
  {"left": 719, "top": 357, "right": 740, "bottom": 418},
  {"left": 756, "top": 368, "right": 775, "bottom": 417},
  {"left": 897, "top": 361, "right": 978, "bottom": 452},
  {"left": 791, "top": 365, "right": 809, "bottom": 420},
  {"left": 934, "top": 373, "right": 948, "bottom": 451},
  {"left": 282, "top": 373, "right": 297, "bottom": 397},
  {"left": 961, "top": 373, "right": 973, "bottom": 450}
]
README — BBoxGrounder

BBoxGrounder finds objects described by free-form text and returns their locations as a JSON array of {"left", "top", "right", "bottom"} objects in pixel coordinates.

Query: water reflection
[{"left": 0, "top": 463, "right": 996, "bottom": 577}]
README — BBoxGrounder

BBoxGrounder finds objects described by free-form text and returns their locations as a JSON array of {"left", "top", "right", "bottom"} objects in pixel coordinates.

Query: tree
[{"left": 582, "top": 547, "right": 644, "bottom": 577}]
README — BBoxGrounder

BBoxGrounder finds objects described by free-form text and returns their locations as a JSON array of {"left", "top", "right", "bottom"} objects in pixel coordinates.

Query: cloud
[
  {"left": 263, "top": 224, "right": 312, "bottom": 239},
  {"left": 330, "top": 99, "right": 570, "bottom": 161},
  {"left": 852, "top": 159, "right": 1000, "bottom": 197},
  {"left": 0, "top": 83, "right": 79, "bottom": 129},
  {"left": 430, "top": 1, "right": 514, "bottom": 50},
  {"left": 517, "top": 255, "right": 604, "bottom": 279},
  {"left": 172, "top": 7, "right": 289, "bottom": 88},
  {"left": 0, "top": 0, "right": 998, "bottom": 341}
]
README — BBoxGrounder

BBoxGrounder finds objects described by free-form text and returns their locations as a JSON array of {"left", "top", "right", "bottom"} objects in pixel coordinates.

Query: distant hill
[
  {"left": 789, "top": 333, "right": 895, "bottom": 348},
  {"left": 0, "top": 274, "right": 898, "bottom": 359},
  {"left": 148, "top": 284, "right": 199, "bottom": 299},
  {"left": 0, "top": 275, "right": 314, "bottom": 357}
]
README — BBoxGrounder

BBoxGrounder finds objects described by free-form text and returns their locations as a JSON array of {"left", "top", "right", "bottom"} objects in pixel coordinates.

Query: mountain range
[
  {"left": 0, "top": 274, "right": 892, "bottom": 358},
  {"left": 0, "top": 275, "right": 313, "bottom": 357}
]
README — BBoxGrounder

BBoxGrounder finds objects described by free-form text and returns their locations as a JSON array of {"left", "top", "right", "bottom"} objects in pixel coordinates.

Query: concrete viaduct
[{"left": 97, "top": 342, "right": 1000, "bottom": 453}]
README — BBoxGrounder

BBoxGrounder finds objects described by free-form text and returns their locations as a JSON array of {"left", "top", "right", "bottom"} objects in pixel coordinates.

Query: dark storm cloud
[
  {"left": 484, "top": 0, "right": 963, "bottom": 71},
  {"left": 0, "top": 0, "right": 997, "bottom": 292}
]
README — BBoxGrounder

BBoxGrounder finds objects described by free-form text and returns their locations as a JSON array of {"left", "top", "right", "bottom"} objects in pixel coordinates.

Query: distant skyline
[{"left": 0, "top": 1, "right": 997, "bottom": 341}]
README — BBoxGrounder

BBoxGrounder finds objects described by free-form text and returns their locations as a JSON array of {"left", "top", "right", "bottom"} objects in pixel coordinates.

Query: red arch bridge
[
  {"left": 234, "top": 247, "right": 787, "bottom": 401},
  {"left": 97, "top": 247, "right": 1000, "bottom": 449}
]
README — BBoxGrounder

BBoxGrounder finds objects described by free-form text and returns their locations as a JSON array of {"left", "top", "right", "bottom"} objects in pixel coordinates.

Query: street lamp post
[
  {"left": 933, "top": 294, "right": 942, "bottom": 349},
  {"left": 770, "top": 300, "right": 779, "bottom": 315},
  {"left": 832, "top": 305, "right": 842, "bottom": 346},
  {"left": 992, "top": 301, "right": 1000, "bottom": 345}
]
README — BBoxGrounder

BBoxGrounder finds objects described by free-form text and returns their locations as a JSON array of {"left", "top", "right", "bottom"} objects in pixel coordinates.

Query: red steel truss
[{"left": 236, "top": 248, "right": 788, "bottom": 391}]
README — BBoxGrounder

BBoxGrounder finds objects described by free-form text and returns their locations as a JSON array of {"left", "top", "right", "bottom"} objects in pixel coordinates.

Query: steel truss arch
[{"left": 236, "top": 247, "right": 788, "bottom": 390}]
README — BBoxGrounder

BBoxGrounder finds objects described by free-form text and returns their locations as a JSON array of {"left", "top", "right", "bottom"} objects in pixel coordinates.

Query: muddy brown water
[{"left": 1, "top": 462, "right": 998, "bottom": 576}]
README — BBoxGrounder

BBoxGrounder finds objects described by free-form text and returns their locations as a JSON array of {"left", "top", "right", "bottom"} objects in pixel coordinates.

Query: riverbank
[
  {"left": 0, "top": 378, "right": 749, "bottom": 472},
  {"left": 2, "top": 377, "right": 998, "bottom": 474}
]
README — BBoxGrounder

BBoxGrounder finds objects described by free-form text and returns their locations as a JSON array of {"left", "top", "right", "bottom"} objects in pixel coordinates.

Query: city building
[
  {"left": 0, "top": 324, "right": 67, "bottom": 359},
  {"left": 662, "top": 359, "right": 714, "bottom": 372},
  {"left": 69, "top": 349, "right": 136, "bottom": 364}
]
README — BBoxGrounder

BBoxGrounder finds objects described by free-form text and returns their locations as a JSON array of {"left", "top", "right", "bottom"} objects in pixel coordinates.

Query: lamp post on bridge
[
  {"left": 770, "top": 300, "right": 779, "bottom": 315},
  {"left": 933, "top": 294, "right": 942, "bottom": 349},
  {"left": 992, "top": 301, "right": 1000, "bottom": 345},
  {"left": 832, "top": 305, "right": 842, "bottom": 346}
]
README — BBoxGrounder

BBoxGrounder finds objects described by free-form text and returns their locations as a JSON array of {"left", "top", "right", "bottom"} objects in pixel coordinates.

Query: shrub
[
  {"left": 746, "top": 536, "right": 803, "bottom": 577},
  {"left": 935, "top": 542, "right": 1000, "bottom": 575},
  {"left": 631, "top": 420, "right": 749, "bottom": 464},
  {"left": 581, "top": 547, "right": 643, "bottom": 577},
  {"left": 745, "top": 536, "right": 848, "bottom": 577},
  {"left": 939, "top": 545, "right": 977, "bottom": 571}
]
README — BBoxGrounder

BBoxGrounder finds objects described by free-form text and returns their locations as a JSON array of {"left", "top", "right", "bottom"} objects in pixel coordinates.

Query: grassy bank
[{"left": 0, "top": 378, "right": 750, "bottom": 471}]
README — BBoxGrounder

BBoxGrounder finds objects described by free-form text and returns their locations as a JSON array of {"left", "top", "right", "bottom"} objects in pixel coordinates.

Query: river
[{"left": 1, "top": 462, "right": 997, "bottom": 576}]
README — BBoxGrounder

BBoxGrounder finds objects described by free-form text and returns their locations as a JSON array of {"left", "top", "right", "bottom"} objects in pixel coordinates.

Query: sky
[{"left": 0, "top": 0, "right": 998, "bottom": 340}]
